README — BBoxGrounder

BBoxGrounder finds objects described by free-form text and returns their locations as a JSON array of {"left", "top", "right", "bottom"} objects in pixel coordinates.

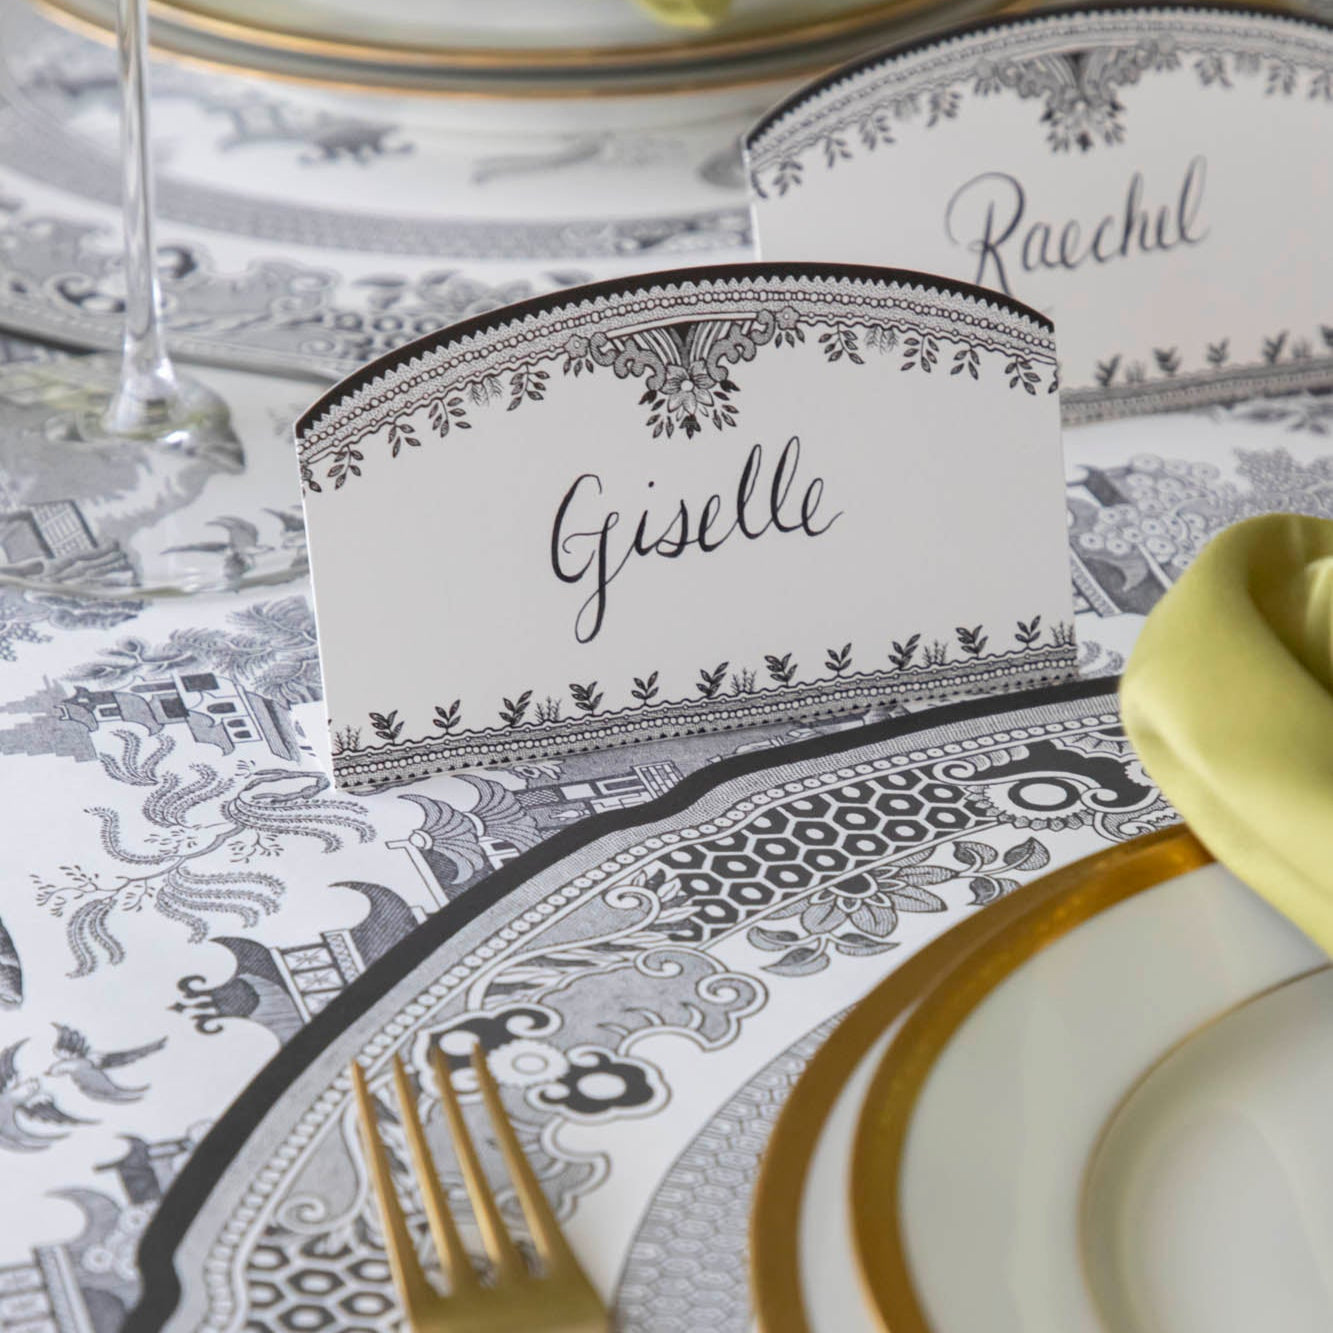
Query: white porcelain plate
[
  {"left": 747, "top": 826, "right": 1145, "bottom": 1333},
  {"left": 850, "top": 838, "right": 1332, "bottom": 1333},
  {"left": 1083, "top": 966, "right": 1333, "bottom": 1333},
  {"left": 36, "top": 0, "right": 1009, "bottom": 94}
]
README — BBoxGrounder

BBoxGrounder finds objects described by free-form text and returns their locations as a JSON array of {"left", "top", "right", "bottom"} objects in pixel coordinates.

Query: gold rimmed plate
[
  {"left": 848, "top": 828, "right": 1331, "bottom": 1333},
  {"left": 37, "top": 0, "right": 1013, "bottom": 96},
  {"left": 749, "top": 830, "right": 1211, "bottom": 1332}
]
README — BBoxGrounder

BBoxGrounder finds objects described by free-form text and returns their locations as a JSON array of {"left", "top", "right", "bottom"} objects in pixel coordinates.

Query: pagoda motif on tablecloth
[
  {"left": 166, "top": 761, "right": 688, "bottom": 1047},
  {"left": 0, "top": 1133, "right": 202, "bottom": 1333},
  {"left": 0, "top": 501, "right": 133, "bottom": 590},
  {"left": 171, "top": 881, "right": 430, "bottom": 1043},
  {"left": 57, "top": 672, "right": 309, "bottom": 763}
]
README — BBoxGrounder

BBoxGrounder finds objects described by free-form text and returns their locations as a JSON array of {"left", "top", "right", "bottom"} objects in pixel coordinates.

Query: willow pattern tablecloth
[
  {"left": 3, "top": 5, "right": 1333, "bottom": 1329},
  {"left": 3, "top": 318, "right": 1331, "bottom": 1331}
]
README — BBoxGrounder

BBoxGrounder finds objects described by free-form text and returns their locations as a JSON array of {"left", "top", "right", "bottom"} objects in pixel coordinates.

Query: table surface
[{"left": 2, "top": 6, "right": 1333, "bottom": 1333}]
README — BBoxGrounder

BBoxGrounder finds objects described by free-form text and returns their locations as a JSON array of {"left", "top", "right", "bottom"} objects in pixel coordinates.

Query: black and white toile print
[
  {"left": 117, "top": 677, "right": 1171, "bottom": 1333},
  {"left": 746, "top": 5, "right": 1333, "bottom": 418},
  {"left": 2, "top": 334, "right": 1330, "bottom": 1333},
  {"left": 296, "top": 262, "right": 1074, "bottom": 790}
]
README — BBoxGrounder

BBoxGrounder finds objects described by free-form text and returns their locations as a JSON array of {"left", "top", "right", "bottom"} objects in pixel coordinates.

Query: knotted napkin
[
  {"left": 634, "top": 0, "right": 731, "bottom": 27},
  {"left": 1121, "top": 513, "right": 1333, "bottom": 955}
]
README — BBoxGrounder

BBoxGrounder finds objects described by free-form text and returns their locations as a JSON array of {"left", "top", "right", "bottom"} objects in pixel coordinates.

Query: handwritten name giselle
[
  {"left": 551, "top": 435, "right": 841, "bottom": 644},
  {"left": 945, "top": 155, "right": 1209, "bottom": 295}
]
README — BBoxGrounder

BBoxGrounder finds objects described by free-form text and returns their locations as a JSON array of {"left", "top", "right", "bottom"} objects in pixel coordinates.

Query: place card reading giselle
[
  {"left": 296, "top": 263, "right": 1073, "bottom": 790},
  {"left": 746, "top": 6, "right": 1333, "bottom": 420}
]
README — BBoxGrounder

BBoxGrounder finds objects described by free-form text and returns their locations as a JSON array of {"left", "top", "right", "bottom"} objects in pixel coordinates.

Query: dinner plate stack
[
  {"left": 35, "top": 0, "right": 1013, "bottom": 93},
  {"left": 753, "top": 828, "right": 1333, "bottom": 1333}
]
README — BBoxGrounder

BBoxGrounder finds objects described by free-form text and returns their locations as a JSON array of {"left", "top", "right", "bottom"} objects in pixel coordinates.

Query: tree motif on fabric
[{"left": 32, "top": 735, "right": 374, "bottom": 976}]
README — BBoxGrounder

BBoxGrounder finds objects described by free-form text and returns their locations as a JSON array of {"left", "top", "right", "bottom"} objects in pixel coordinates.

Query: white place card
[
  {"left": 296, "top": 263, "right": 1074, "bottom": 790},
  {"left": 746, "top": 6, "right": 1333, "bottom": 421}
]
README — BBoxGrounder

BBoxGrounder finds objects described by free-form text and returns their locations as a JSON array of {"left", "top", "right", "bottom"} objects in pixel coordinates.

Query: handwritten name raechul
[
  {"left": 550, "top": 436, "right": 841, "bottom": 644},
  {"left": 945, "top": 155, "right": 1209, "bottom": 296}
]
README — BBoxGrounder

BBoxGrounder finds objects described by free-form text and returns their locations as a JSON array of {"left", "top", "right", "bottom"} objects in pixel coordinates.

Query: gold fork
[{"left": 351, "top": 1046, "right": 610, "bottom": 1333}]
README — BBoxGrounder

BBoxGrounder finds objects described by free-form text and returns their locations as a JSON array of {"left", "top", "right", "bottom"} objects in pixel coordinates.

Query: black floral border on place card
[
  {"left": 295, "top": 262, "right": 1070, "bottom": 790},
  {"left": 333, "top": 628, "right": 1077, "bottom": 790},
  {"left": 295, "top": 261, "right": 1056, "bottom": 491},
  {"left": 745, "top": 5, "right": 1333, "bottom": 419}
]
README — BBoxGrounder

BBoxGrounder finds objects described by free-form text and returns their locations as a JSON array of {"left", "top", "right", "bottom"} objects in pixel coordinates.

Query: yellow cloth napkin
[
  {"left": 633, "top": 0, "right": 732, "bottom": 28},
  {"left": 1121, "top": 512, "right": 1333, "bottom": 955}
]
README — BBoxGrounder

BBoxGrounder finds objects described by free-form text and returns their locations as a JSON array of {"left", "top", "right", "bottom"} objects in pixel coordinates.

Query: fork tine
[
  {"left": 390, "top": 1055, "right": 478, "bottom": 1294},
  {"left": 430, "top": 1045, "right": 526, "bottom": 1282},
  {"left": 468, "top": 1044, "right": 584, "bottom": 1277},
  {"left": 350, "top": 1062, "right": 435, "bottom": 1323}
]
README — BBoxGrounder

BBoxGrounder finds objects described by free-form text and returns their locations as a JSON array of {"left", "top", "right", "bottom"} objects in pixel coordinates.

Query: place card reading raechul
[{"left": 746, "top": 6, "right": 1333, "bottom": 420}]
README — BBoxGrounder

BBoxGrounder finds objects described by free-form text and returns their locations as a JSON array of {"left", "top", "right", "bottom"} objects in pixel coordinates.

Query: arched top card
[
  {"left": 296, "top": 263, "right": 1072, "bottom": 790},
  {"left": 746, "top": 5, "right": 1333, "bottom": 420}
]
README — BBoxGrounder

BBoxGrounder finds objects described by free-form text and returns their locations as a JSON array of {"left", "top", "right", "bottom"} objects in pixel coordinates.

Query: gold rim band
[
  {"left": 29, "top": 0, "right": 810, "bottom": 102},
  {"left": 847, "top": 826, "right": 1213, "bottom": 1333},
  {"left": 32, "top": 0, "right": 1019, "bottom": 98},
  {"left": 749, "top": 827, "right": 1208, "bottom": 1333},
  {"left": 47, "top": 0, "right": 969, "bottom": 72}
]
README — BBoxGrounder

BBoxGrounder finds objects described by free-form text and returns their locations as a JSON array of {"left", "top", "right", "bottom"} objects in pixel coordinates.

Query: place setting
[{"left": 1, "top": 2, "right": 1333, "bottom": 1333}]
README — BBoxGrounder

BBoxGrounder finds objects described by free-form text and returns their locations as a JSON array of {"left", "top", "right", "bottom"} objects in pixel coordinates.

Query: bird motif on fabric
[
  {"left": 164, "top": 516, "right": 274, "bottom": 589},
  {"left": 0, "top": 1041, "right": 87, "bottom": 1152},
  {"left": 47, "top": 1025, "right": 167, "bottom": 1103},
  {"left": 265, "top": 507, "right": 306, "bottom": 550}
]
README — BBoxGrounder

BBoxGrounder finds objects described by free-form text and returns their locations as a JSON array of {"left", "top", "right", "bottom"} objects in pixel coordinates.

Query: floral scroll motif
[
  {"left": 304, "top": 300, "right": 1051, "bottom": 490},
  {"left": 749, "top": 16, "right": 1333, "bottom": 199}
]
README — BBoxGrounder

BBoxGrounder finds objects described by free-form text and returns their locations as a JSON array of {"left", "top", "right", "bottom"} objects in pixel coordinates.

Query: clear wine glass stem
[{"left": 103, "top": 0, "right": 184, "bottom": 437}]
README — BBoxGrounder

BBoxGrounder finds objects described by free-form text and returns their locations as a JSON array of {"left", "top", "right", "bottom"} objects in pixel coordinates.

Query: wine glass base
[
  {"left": 80, "top": 367, "right": 244, "bottom": 472},
  {"left": 0, "top": 352, "right": 309, "bottom": 600}
]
